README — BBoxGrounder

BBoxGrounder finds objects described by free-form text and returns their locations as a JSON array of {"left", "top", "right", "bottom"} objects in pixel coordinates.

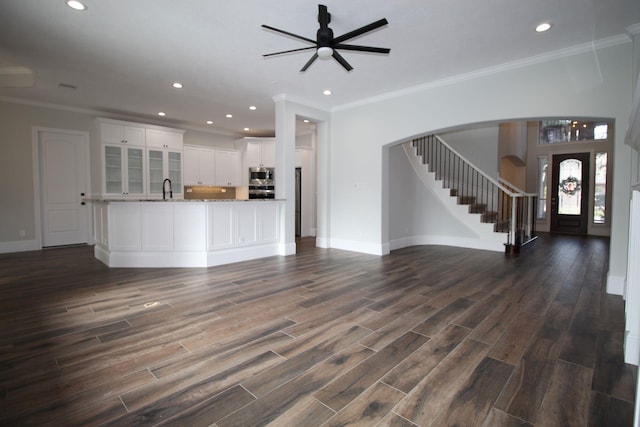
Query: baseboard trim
[
  {"left": 389, "top": 235, "right": 504, "bottom": 253},
  {"left": 625, "top": 331, "right": 640, "bottom": 365},
  {"left": 329, "top": 239, "right": 388, "bottom": 256},
  {"left": 0, "top": 239, "right": 40, "bottom": 254},
  {"left": 94, "top": 243, "right": 283, "bottom": 268},
  {"left": 316, "top": 237, "right": 329, "bottom": 248},
  {"left": 607, "top": 274, "right": 626, "bottom": 296},
  {"left": 279, "top": 242, "right": 296, "bottom": 256}
]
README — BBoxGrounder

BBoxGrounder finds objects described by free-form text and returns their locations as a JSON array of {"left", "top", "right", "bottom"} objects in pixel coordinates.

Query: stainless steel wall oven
[{"left": 248, "top": 167, "right": 275, "bottom": 199}]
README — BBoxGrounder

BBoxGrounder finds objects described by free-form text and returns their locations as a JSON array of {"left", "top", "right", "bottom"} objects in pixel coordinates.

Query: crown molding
[
  {"left": 627, "top": 23, "right": 640, "bottom": 36},
  {"left": 333, "top": 33, "right": 633, "bottom": 112},
  {"left": 0, "top": 95, "right": 242, "bottom": 137},
  {"left": 0, "top": 95, "right": 102, "bottom": 116},
  {"left": 272, "top": 92, "right": 331, "bottom": 115}
]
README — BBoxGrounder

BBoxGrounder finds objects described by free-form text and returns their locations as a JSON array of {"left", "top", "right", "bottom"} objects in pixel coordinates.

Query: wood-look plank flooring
[{"left": 0, "top": 233, "right": 636, "bottom": 426}]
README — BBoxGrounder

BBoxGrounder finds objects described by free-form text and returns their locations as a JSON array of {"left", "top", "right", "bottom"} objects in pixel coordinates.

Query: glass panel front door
[
  {"left": 551, "top": 153, "right": 589, "bottom": 234},
  {"left": 557, "top": 159, "right": 582, "bottom": 215}
]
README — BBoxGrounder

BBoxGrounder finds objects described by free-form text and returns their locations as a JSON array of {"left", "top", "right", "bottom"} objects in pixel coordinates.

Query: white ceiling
[{"left": 0, "top": 0, "right": 638, "bottom": 137}]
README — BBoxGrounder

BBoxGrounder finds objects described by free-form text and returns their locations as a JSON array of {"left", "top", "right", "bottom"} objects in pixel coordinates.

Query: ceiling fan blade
[
  {"left": 263, "top": 46, "right": 317, "bottom": 57},
  {"left": 333, "top": 18, "right": 389, "bottom": 44},
  {"left": 261, "top": 25, "right": 316, "bottom": 45},
  {"left": 334, "top": 44, "right": 390, "bottom": 54},
  {"left": 300, "top": 53, "right": 319, "bottom": 72},
  {"left": 332, "top": 50, "right": 353, "bottom": 72}
]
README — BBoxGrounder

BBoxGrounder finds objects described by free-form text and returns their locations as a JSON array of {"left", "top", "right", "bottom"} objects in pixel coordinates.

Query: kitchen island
[{"left": 91, "top": 199, "right": 285, "bottom": 267}]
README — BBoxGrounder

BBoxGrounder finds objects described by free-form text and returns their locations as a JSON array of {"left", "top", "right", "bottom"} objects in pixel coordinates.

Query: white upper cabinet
[
  {"left": 214, "top": 150, "right": 242, "bottom": 186},
  {"left": 146, "top": 128, "right": 183, "bottom": 150},
  {"left": 98, "top": 118, "right": 184, "bottom": 199},
  {"left": 100, "top": 120, "right": 146, "bottom": 197},
  {"left": 184, "top": 146, "right": 215, "bottom": 186},
  {"left": 102, "top": 145, "right": 146, "bottom": 197},
  {"left": 246, "top": 139, "right": 275, "bottom": 167},
  {"left": 100, "top": 122, "right": 146, "bottom": 147}
]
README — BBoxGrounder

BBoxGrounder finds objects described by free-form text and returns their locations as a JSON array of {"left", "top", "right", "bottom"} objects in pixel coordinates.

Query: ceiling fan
[{"left": 262, "top": 4, "right": 390, "bottom": 72}]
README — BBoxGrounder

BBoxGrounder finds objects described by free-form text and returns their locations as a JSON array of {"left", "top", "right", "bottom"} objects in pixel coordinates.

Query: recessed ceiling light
[
  {"left": 303, "top": 119, "right": 310, "bottom": 123},
  {"left": 158, "top": 112, "right": 166, "bottom": 116},
  {"left": 323, "top": 90, "right": 332, "bottom": 96},
  {"left": 226, "top": 114, "right": 233, "bottom": 118},
  {"left": 249, "top": 106, "right": 257, "bottom": 110},
  {"left": 244, "top": 127, "right": 250, "bottom": 131},
  {"left": 206, "top": 120, "right": 213, "bottom": 125},
  {"left": 66, "top": 1, "right": 86, "bottom": 11},
  {"left": 172, "top": 82, "right": 183, "bottom": 89},
  {"left": 536, "top": 22, "right": 552, "bottom": 32}
]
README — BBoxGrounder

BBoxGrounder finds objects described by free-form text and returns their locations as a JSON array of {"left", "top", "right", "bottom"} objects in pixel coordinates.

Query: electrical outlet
[{"left": 19, "top": 230, "right": 26, "bottom": 239}]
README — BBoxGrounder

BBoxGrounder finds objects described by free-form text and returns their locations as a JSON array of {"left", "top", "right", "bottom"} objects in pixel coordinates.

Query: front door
[
  {"left": 39, "top": 130, "right": 90, "bottom": 247},
  {"left": 550, "top": 152, "right": 589, "bottom": 234}
]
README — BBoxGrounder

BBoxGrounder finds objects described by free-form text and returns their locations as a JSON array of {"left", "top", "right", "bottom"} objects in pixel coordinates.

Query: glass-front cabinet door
[
  {"left": 103, "top": 145, "right": 146, "bottom": 197},
  {"left": 147, "top": 149, "right": 183, "bottom": 198},
  {"left": 126, "top": 147, "right": 145, "bottom": 196},
  {"left": 148, "top": 149, "right": 164, "bottom": 196},
  {"left": 104, "top": 145, "right": 123, "bottom": 195},
  {"left": 168, "top": 151, "right": 182, "bottom": 197}
]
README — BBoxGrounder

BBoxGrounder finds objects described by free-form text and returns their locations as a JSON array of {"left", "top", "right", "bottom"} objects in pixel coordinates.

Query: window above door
[{"left": 538, "top": 120, "right": 609, "bottom": 144}]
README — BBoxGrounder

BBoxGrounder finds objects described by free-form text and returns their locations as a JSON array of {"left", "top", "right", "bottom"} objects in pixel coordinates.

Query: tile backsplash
[{"left": 184, "top": 186, "right": 237, "bottom": 200}]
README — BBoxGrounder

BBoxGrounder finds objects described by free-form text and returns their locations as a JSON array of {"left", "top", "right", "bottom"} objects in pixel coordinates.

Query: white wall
[
  {"left": 440, "top": 125, "right": 499, "bottom": 178},
  {"left": 388, "top": 144, "right": 476, "bottom": 242},
  {"left": 328, "top": 41, "right": 634, "bottom": 292},
  {"left": 0, "top": 101, "right": 97, "bottom": 244}
]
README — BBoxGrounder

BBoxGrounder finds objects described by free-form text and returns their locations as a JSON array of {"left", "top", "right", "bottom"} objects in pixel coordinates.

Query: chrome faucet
[{"left": 162, "top": 178, "right": 173, "bottom": 200}]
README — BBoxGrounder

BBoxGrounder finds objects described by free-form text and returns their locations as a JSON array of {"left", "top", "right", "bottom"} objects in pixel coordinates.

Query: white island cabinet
[{"left": 93, "top": 200, "right": 283, "bottom": 267}]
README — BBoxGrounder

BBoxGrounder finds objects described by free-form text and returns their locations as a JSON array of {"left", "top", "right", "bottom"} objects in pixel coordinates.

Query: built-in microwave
[{"left": 249, "top": 167, "right": 274, "bottom": 184}]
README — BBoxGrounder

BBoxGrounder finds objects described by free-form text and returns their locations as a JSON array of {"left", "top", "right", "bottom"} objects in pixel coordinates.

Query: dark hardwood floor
[{"left": 0, "top": 233, "right": 636, "bottom": 426}]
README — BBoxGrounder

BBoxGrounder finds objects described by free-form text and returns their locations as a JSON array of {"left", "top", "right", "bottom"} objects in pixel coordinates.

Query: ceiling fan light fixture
[
  {"left": 317, "top": 47, "right": 333, "bottom": 59},
  {"left": 536, "top": 22, "right": 552, "bottom": 32},
  {"left": 66, "top": 1, "right": 87, "bottom": 11}
]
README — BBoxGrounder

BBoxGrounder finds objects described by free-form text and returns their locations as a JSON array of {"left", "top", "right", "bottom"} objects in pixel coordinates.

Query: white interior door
[{"left": 39, "top": 130, "right": 89, "bottom": 247}]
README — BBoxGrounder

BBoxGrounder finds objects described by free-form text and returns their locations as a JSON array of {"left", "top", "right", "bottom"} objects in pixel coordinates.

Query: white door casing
[{"left": 38, "top": 129, "right": 90, "bottom": 247}]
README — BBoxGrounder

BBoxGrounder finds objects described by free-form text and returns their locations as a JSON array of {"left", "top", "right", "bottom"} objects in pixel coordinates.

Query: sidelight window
[
  {"left": 537, "top": 156, "right": 548, "bottom": 220},
  {"left": 594, "top": 152, "right": 607, "bottom": 224}
]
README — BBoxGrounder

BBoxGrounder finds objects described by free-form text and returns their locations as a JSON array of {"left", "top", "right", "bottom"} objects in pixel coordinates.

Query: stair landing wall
[{"left": 388, "top": 143, "right": 507, "bottom": 253}]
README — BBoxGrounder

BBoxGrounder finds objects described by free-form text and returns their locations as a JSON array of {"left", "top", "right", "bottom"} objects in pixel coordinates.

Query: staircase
[{"left": 407, "top": 135, "right": 537, "bottom": 253}]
